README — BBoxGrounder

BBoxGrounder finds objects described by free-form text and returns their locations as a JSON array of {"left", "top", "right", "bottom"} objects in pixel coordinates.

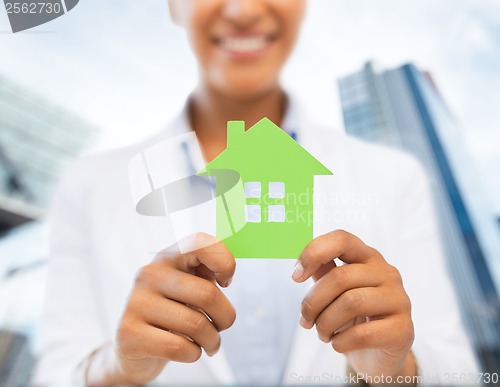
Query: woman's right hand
[{"left": 87, "top": 233, "right": 236, "bottom": 385}]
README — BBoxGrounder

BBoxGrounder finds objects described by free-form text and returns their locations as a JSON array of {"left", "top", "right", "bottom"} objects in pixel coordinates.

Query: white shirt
[{"left": 34, "top": 98, "right": 479, "bottom": 386}]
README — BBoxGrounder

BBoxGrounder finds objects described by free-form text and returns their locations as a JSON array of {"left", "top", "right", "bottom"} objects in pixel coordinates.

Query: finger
[
  {"left": 152, "top": 268, "right": 236, "bottom": 331},
  {"left": 141, "top": 295, "right": 221, "bottom": 356},
  {"left": 330, "top": 317, "right": 414, "bottom": 354},
  {"left": 292, "top": 230, "right": 382, "bottom": 283},
  {"left": 315, "top": 287, "right": 409, "bottom": 342},
  {"left": 311, "top": 260, "right": 337, "bottom": 282},
  {"left": 158, "top": 233, "right": 236, "bottom": 288},
  {"left": 118, "top": 320, "right": 202, "bottom": 363},
  {"left": 300, "top": 264, "right": 382, "bottom": 328},
  {"left": 195, "top": 264, "right": 217, "bottom": 284}
]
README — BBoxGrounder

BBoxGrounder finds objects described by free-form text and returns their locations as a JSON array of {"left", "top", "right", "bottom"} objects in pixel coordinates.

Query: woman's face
[{"left": 169, "top": 0, "right": 306, "bottom": 100}]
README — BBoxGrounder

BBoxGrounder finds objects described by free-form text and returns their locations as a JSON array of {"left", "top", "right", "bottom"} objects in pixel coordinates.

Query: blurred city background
[{"left": 0, "top": 0, "right": 499, "bottom": 384}]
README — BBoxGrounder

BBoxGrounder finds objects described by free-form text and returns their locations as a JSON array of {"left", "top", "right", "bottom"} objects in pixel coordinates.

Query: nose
[{"left": 221, "top": 0, "right": 265, "bottom": 29}]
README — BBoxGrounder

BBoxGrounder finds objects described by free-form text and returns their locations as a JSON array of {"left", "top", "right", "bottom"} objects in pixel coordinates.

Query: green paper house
[{"left": 198, "top": 118, "right": 332, "bottom": 259}]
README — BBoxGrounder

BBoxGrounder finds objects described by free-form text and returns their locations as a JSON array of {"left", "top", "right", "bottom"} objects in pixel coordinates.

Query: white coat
[{"left": 33, "top": 99, "right": 479, "bottom": 386}]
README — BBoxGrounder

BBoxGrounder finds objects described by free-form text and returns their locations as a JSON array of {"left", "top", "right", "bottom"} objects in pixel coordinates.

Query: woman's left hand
[{"left": 292, "top": 230, "right": 416, "bottom": 383}]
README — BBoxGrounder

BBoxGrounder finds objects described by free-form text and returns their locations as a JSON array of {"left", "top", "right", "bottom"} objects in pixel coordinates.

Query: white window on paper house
[
  {"left": 243, "top": 181, "right": 286, "bottom": 223},
  {"left": 268, "top": 205, "right": 286, "bottom": 223},
  {"left": 268, "top": 182, "right": 285, "bottom": 198}
]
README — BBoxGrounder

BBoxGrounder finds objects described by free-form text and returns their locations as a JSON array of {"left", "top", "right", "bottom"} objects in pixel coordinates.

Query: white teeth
[{"left": 219, "top": 36, "right": 268, "bottom": 53}]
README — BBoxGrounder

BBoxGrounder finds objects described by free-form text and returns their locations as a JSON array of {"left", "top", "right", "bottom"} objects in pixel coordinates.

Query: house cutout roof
[{"left": 199, "top": 117, "right": 332, "bottom": 177}]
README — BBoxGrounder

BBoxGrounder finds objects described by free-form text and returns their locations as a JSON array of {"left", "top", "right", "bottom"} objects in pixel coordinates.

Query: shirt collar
[
  {"left": 168, "top": 93, "right": 302, "bottom": 173},
  {"left": 172, "top": 93, "right": 300, "bottom": 137}
]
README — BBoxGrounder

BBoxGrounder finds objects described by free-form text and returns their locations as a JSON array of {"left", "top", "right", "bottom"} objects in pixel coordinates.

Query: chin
[
  {"left": 224, "top": 85, "right": 276, "bottom": 101},
  {"left": 218, "top": 74, "right": 279, "bottom": 101}
]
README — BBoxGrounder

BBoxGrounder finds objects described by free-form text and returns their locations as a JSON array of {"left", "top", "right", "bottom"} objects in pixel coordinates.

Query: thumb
[{"left": 158, "top": 233, "right": 236, "bottom": 288}]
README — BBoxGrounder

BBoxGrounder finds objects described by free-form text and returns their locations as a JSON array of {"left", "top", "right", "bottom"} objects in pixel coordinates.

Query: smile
[{"left": 214, "top": 34, "right": 275, "bottom": 56}]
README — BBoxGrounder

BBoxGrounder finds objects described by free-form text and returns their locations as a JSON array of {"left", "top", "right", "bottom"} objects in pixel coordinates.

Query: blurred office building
[
  {"left": 338, "top": 62, "right": 500, "bottom": 371},
  {"left": 0, "top": 75, "right": 98, "bottom": 234}
]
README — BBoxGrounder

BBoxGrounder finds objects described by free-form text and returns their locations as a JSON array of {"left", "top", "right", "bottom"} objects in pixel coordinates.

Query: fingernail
[
  {"left": 316, "top": 330, "right": 331, "bottom": 343},
  {"left": 292, "top": 261, "right": 304, "bottom": 282},
  {"left": 207, "top": 346, "right": 219, "bottom": 357},
  {"left": 223, "top": 278, "right": 232, "bottom": 288},
  {"left": 299, "top": 316, "right": 311, "bottom": 329}
]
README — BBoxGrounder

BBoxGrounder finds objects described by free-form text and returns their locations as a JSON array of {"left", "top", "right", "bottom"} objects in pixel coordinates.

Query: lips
[{"left": 214, "top": 34, "right": 276, "bottom": 56}]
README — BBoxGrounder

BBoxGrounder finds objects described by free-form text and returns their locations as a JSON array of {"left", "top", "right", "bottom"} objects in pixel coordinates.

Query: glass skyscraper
[
  {"left": 0, "top": 75, "right": 98, "bottom": 233},
  {"left": 338, "top": 62, "right": 500, "bottom": 371}
]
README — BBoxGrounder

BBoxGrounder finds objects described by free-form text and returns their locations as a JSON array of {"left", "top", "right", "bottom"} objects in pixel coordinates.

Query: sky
[{"left": 0, "top": 0, "right": 499, "bottom": 212}]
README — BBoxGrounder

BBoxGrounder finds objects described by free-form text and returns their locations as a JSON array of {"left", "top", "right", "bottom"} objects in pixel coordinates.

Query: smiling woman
[
  {"left": 168, "top": 0, "right": 305, "bottom": 99},
  {"left": 166, "top": 0, "right": 308, "bottom": 163},
  {"left": 31, "top": 0, "right": 482, "bottom": 385}
]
